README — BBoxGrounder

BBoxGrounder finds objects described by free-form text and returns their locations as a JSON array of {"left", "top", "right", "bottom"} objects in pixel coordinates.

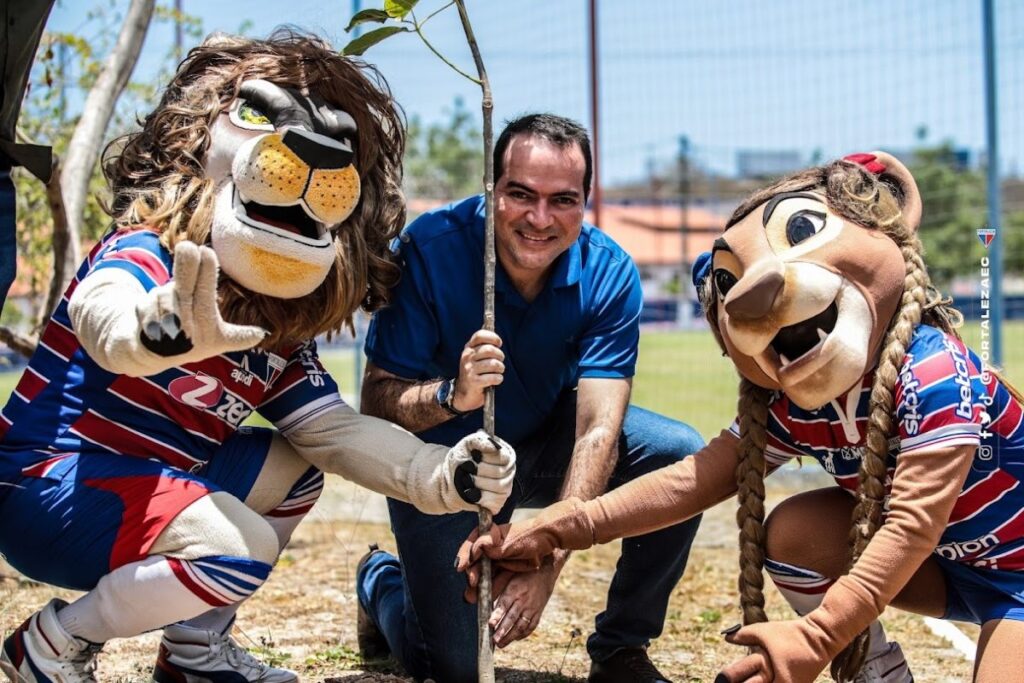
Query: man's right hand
[{"left": 452, "top": 329, "right": 505, "bottom": 412}]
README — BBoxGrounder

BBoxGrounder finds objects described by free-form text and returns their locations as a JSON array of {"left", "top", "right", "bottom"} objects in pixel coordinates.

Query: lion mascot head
[
  {"left": 102, "top": 30, "right": 405, "bottom": 348},
  {"left": 694, "top": 152, "right": 972, "bottom": 679}
]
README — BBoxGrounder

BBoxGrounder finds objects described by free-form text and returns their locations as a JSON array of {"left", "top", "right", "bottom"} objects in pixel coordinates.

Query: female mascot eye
[
  {"left": 237, "top": 102, "right": 271, "bottom": 126},
  {"left": 786, "top": 210, "right": 826, "bottom": 245},
  {"left": 714, "top": 269, "right": 738, "bottom": 297}
]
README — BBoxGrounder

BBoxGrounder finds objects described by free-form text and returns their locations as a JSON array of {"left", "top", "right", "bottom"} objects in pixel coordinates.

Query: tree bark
[
  {"left": 0, "top": 325, "right": 38, "bottom": 358},
  {"left": 38, "top": 158, "right": 68, "bottom": 331},
  {"left": 453, "top": 2, "right": 496, "bottom": 681},
  {"left": 57, "top": 0, "right": 155, "bottom": 294}
]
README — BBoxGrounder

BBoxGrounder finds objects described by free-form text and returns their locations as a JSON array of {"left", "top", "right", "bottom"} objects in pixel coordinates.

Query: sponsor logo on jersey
[
  {"left": 299, "top": 344, "right": 325, "bottom": 387},
  {"left": 935, "top": 533, "right": 999, "bottom": 561},
  {"left": 943, "top": 339, "right": 975, "bottom": 420},
  {"left": 231, "top": 356, "right": 255, "bottom": 387},
  {"left": 215, "top": 392, "right": 253, "bottom": 427},
  {"left": 899, "top": 357, "right": 923, "bottom": 436},
  {"left": 839, "top": 445, "right": 864, "bottom": 461},
  {"left": 169, "top": 373, "right": 224, "bottom": 409}
]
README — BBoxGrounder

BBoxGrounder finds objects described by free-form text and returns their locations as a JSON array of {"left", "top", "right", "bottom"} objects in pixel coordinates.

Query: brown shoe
[
  {"left": 356, "top": 544, "right": 390, "bottom": 660},
  {"left": 588, "top": 647, "right": 673, "bottom": 683}
]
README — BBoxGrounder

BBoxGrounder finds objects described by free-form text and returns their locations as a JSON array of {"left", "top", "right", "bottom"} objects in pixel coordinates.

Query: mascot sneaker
[
  {"left": 0, "top": 599, "right": 102, "bottom": 683},
  {"left": 853, "top": 642, "right": 914, "bottom": 683},
  {"left": 153, "top": 623, "right": 297, "bottom": 683}
]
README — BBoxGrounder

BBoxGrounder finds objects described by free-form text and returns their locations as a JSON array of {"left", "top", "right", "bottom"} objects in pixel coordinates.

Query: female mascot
[
  {"left": 0, "top": 32, "right": 513, "bottom": 683},
  {"left": 459, "top": 152, "right": 1024, "bottom": 682}
]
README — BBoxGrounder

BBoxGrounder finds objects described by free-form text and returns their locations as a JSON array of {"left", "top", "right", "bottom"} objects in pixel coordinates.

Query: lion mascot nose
[{"left": 282, "top": 128, "right": 354, "bottom": 170}]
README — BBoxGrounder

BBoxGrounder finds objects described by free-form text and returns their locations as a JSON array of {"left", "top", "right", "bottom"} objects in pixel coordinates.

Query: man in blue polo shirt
[{"left": 357, "top": 113, "right": 703, "bottom": 683}]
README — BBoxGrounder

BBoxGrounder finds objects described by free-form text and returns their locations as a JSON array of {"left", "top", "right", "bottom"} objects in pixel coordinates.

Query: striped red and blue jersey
[
  {"left": 730, "top": 324, "right": 1024, "bottom": 571},
  {"left": 0, "top": 229, "right": 345, "bottom": 471}
]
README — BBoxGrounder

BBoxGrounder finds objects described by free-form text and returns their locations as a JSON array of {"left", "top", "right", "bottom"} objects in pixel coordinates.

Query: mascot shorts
[
  {"left": 939, "top": 554, "right": 1024, "bottom": 624},
  {"left": 0, "top": 426, "right": 274, "bottom": 591}
]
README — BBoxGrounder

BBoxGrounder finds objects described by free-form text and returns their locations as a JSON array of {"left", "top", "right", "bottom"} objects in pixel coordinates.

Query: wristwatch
[{"left": 436, "top": 378, "right": 469, "bottom": 417}]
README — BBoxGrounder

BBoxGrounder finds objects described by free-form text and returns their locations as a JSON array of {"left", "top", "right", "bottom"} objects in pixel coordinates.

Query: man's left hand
[{"left": 489, "top": 559, "right": 560, "bottom": 648}]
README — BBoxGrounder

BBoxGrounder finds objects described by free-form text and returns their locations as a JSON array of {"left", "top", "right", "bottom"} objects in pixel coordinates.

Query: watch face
[{"left": 437, "top": 378, "right": 453, "bottom": 406}]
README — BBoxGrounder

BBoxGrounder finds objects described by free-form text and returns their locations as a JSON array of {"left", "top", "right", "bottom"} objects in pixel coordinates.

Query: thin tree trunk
[
  {"left": 38, "top": 158, "right": 68, "bottom": 331},
  {"left": 57, "top": 0, "right": 155, "bottom": 293},
  {"left": 0, "top": 325, "right": 38, "bottom": 358},
  {"left": 453, "top": 2, "right": 496, "bottom": 681}
]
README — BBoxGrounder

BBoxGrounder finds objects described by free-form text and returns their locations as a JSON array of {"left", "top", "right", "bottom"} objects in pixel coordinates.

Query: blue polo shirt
[{"left": 364, "top": 195, "right": 642, "bottom": 446}]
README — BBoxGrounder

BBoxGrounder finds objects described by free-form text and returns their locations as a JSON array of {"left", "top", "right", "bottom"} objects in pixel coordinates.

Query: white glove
[
  {"left": 138, "top": 242, "right": 267, "bottom": 358},
  {"left": 445, "top": 430, "right": 516, "bottom": 515}
]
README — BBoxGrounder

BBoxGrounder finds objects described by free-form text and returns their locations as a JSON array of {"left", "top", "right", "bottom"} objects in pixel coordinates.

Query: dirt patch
[{"left": 1, "top": 476, "right": 977, "bottom": 682}]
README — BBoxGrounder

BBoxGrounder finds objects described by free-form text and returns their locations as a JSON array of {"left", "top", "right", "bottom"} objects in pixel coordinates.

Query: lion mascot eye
[{"left": 235, "top": 101, "right": 273, "bottom": 128}]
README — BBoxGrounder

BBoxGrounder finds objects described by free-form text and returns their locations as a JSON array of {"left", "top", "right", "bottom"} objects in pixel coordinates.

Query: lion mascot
[
  {"left": 0, "top": 32, "right": 514, "bottom": 683},
  {"left": 457, "top": 152, "right": 1024, "bottom": 682}
]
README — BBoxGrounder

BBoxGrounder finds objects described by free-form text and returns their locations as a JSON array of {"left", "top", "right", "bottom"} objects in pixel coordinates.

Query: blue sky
[{"left": 45, "top": 0, "right": 1024, "bottom": 184}]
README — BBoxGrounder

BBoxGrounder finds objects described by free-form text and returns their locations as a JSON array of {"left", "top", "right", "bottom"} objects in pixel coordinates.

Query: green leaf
[
  {"left": 345, "top": 9, "right": 391, "bottom": 32},
  {"left": 384, "top": 0, "right": 419, "bottom": 19},
  {"left": 341, "top": 25, "right": 410, "bottom": 56}
]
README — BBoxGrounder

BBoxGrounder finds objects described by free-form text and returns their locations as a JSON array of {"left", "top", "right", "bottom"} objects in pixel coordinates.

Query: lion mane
[{"left": 102, "top": 30, "right": 406, "bottom": 348}]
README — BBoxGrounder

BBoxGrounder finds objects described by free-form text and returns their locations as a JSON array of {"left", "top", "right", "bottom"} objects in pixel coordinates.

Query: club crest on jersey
[{"left": 169, "top": 372, "right": 225, "bottom": 409}]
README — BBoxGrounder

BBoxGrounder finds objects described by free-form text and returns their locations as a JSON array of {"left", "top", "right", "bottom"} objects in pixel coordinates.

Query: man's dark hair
[{"left": 493, "top": 113, "right": 593, "bottom": 202}]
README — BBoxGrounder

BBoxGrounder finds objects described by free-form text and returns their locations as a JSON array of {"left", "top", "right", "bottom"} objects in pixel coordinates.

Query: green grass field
[
  {"left": 0, "top": 321, "right": 1018, "bottom": 440},
  {"left": 631, "top": 320, "right": 1023, "bottom": 438}
]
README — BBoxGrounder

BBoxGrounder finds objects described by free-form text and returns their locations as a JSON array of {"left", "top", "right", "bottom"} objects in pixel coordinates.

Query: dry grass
[{"left": 1, "top": 474, "right": 978, "bottom": 682}]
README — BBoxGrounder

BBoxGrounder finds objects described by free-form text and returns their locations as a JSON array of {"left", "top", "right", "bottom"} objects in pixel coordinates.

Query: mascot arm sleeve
[
  {"left": 804, "top": 443, "right": 974, "bottom": 652},
  {"left": 584, "top": 429, "right": 740, "bottom": 543},
  {"left": 724, "top": 444, "right": 974, "bottom": 683},
  {"left": 68, "top": 267, "right": 179, "bottom": 377},
  {"left": 283, "top": 402, "right": 467, "bottom": 514}
]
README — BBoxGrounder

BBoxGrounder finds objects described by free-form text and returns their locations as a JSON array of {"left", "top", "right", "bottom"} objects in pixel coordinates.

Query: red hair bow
[{"left": 843, "top": 153, "right": 887, "bottom": 175}]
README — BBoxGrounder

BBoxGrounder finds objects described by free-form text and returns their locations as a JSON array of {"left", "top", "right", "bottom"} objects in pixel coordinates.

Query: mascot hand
[
  {"left": 138, "top": 242, "right": 267, "bottom": 358},
  {"left": 720, "top": 618, "right": 836, "bottom": 683},
  {"left": 456, "top": 497, "right": 596, "bottom": 576},
  {"left": 715, "top": 646, "right": 773, "bottom": 683},
  {"left": 445, "top": 430, "right": 515, "bottom": 514}
]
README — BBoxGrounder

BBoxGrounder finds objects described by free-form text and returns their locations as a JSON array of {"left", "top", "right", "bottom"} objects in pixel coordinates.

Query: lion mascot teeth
[{"left": 0, "top": 32, "right": 514, "bottom": 681}]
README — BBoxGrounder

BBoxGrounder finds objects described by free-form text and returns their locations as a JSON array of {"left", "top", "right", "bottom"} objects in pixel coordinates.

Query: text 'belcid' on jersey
[
  {"left": 729, "top": 324, "right": 1024, "bottom": 571},
  {"left": 0, "top": 229, "right": 345, "bottom": 470}
]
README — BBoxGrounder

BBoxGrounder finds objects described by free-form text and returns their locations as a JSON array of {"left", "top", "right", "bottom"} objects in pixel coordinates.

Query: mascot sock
[
  {"left": 765, "top": 558, "right": 890, "bottom": 660},
  {"left": 178, "top": 470, "right": 324, "bottom": 634},
  {"left": 55, "top": 554, "right": 272, "bottom": 643},
  {"left": 263, "top": 468, "right": 324, "bottom": 551}
]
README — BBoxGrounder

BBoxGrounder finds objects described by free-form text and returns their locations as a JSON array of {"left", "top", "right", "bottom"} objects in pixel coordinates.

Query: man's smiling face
[{"left": 494, "top": 134, "right": 586, "bottom": 291}]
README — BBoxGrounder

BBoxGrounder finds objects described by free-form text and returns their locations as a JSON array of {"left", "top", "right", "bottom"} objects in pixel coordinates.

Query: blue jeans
[{"left": 357, "top": 395, "right": 704, "bottom": 683}]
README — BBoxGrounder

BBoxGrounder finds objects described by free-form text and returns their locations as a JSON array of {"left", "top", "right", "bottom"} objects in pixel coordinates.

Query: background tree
[
  {"left": 404, "top": 96, "right": 483, "bottom": 203},
  {"left": 2, "top": 1, "right": 207, "bottom": 354},
  {"left": 909, "top": 141, "right": 987, "bottom": 287}
]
